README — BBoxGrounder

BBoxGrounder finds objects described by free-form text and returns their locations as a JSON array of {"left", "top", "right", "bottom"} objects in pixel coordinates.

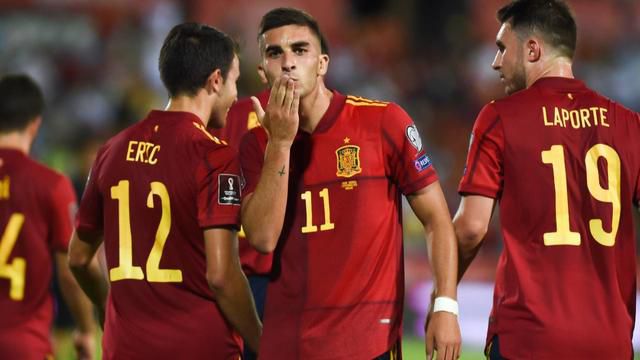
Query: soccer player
[
  {"left": 67, "top": 23, "right": 261, "bottom": 359},
  {"left": 454, "top": 1, "right": 640, "bottom": 359},
  {"left": 0, "top": 74, "right": 96, "bottom": 360},
  {"left": 210, "top": 88, "right": 269, "bottom": 360},
  {"left": 240, "top": 8, "right": 461, "bottom": 360}
]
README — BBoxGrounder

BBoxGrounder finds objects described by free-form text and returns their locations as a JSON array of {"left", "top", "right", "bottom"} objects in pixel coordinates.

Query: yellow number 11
[
  {"left": 301, "top": 188, "right": 335, "bottom": 233},
  {"left": 541, "top": 144, "right": 620, "bottom": 247}
]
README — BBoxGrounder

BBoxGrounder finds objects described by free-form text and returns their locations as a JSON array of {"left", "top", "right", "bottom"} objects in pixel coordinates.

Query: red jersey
[
  {"left": 240, "top": 92, "right": 438, "bottom": 359},
  {"left": 0, "top": 149, "right": 76, "bottom": 360},
  {"left": 76, "top": 111, "right": 243, "bottom": 359},
  {"left": 459, "top": 77, "right": 640, "bottom": 359},
  {"left": 211, "top": 90, "right": 271, "bottom": 275}
]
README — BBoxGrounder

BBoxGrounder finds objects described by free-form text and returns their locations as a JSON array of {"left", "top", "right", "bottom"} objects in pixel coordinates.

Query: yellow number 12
[
  {"left": 541, "top": 144, "right": 620, "bottom": 247},
  {"left": 110, "top": 180, "right": 182, "bottom": 283}
]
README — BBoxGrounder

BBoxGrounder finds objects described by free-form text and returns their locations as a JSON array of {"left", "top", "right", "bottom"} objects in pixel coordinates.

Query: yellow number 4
[
  {"left": 541, "top": 144, "right": 620, "bottom": 247},
  {"left": 0, "top": 213, "right": 26, "bottom": 301}
]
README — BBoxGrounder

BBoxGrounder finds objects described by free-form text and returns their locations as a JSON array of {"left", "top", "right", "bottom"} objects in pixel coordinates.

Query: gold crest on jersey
[{"left": 335, "top": 145, "right": 362, "bottom": 178}]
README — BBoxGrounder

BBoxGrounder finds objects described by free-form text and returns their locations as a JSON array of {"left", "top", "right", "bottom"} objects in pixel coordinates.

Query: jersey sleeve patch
[
  {"left": 405, "top": 124, "right": 423, "bottom": 152},
  {"left": 218, "top": 174, "right": 241, "bottom": 205},
  {"left": 414, "top": 154, "right": 432, "bottom": 172}
]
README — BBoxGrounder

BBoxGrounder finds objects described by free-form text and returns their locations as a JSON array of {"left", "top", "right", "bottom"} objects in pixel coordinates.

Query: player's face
[
  {"left": 259, "top": 25, "right": 328, "bottom": 98},
  {"left": 492, "top": 22, "right": 526, "bottom": 95},
  {"left": 210, "top": 55, "right": 240, "bottom": 128}
]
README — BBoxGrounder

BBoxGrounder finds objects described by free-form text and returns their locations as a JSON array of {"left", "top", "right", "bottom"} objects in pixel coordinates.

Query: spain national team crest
[{"left": 335, "top": 144, "right": 362, "bottom": 178}]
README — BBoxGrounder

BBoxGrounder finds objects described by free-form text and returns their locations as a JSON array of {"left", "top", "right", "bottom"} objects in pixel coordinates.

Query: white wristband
[{"left": 433, "top": 296, "right": 459, "bottom": 316}]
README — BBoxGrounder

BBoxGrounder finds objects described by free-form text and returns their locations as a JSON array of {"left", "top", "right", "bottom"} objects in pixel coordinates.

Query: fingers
[
  {"left": 283, "top": 78, "right": 295, "bottom": 114},
  {"left": 274, "top": 75, "right": 289, "bottom": 107},
  {"left": 250, "top": 96, "right": 265, "bottom": 122},
  {"left": 426, "top": 333, "right": 434, "bottom": 360},
  {"left": 290, "top": 84, "right": 300, "bottom": 116}
]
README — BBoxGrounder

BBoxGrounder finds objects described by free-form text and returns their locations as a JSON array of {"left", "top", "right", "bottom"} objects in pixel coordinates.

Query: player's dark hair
[
  {"left": 258, "top": 7, "right": 330, "bottom": 55},
  {"left": 497, "top": 0, "right": 576, "bottom": 59},
  {"left": 0, "top": 74, "right": 44, "bottom": 132},
  {"left": 159, "top": 22, "right": 238, "bottom": 98}
]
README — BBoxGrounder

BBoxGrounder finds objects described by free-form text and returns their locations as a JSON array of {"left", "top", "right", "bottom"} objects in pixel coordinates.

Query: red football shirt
[
  {"left": 76, "top": 110, "right": 243, "bottom": 359},
  {"left": 0, "top": 149, "right": 76, "bottom": 360},
  {"left": 211, "top": 90, "right": 271, "bottom": 275},
  {"left": 459, "top": 77, "right": 640, "bottom": 359},
  {"left": 240, "top": 92, "right": 438, "bottom": 359}
]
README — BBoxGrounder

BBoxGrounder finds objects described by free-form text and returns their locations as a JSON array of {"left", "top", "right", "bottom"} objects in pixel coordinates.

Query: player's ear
[
  {"left": 317, "top": 54, "right": 329, "bottom": 76},
  {"left": 26, "top": 116, "right": 42, "bottom": 139},
  {"left": 206, "top": 69, "right": 223, "bottom": 95},
  {"left": 526, "top": 38, "right": 541, "bottom": 62},
  {"left": 257, "top": 65, "right": 268, "bottom": 85}
]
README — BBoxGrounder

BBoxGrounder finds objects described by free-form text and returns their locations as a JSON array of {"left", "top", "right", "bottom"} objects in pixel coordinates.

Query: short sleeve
[
  {"left": 238, "top": 130, "right": 265, "bottom": 196},
  {"left": 458, "top": 103, "right": 505, "bottom": 198},
  {"left": 49, "top": 175, "right": 77, "bottom": 252},
  {"left": 381, "top": 103, "right": 439, "bottom": 195},
  {"left": 195, "top": 145, "right": 242, "bottom": 229},
  {"left": 75, "top": 149, "right": 105, "bottom": 239},
  {"left": 634, "top": 113, "right": 640, "bottom": 206}
]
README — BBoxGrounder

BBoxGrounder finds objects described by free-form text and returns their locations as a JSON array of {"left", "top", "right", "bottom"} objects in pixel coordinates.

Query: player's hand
[
  {"left": 251, "top": 75, "right": 299, "bottom": 147},
  {"left": 73, "top": 330, "right": 95, "bottom": 360},
  {"left": 425, "top": 311, "right": 461, "bottom": 360}
]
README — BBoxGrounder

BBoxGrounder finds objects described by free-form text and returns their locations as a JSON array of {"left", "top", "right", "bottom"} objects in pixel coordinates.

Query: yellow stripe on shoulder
[
  {"left": 346, "top": 99, "right": 389, "bottom": 107},
  {"left": 193, "top": 122, "right": 222, "bottom": 144},
  {"left": 346, "top": 95, "right": 389, "bottom": 105}
]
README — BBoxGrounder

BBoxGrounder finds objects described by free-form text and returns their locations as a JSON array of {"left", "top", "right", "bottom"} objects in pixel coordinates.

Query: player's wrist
[{"left": 433, "top": 296, "right": 459, "bottom": 316}]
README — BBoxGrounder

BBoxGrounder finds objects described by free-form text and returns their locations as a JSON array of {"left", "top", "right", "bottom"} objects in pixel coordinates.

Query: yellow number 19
[{"left": 541, "top": 144, "right": 620, "bottom": 247}]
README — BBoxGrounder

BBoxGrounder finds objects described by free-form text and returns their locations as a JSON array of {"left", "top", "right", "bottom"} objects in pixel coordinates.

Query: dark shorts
[
  {"left": 487, "top": 336, "right": 505, "bottom": 360},
  {"left": 373, "top": 339, "right": 401, "bottom": 360}
]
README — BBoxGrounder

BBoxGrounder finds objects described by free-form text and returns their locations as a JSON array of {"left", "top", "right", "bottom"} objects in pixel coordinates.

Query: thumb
[{"left": 250, "top": 96, "right": 265, "bottom": 124}]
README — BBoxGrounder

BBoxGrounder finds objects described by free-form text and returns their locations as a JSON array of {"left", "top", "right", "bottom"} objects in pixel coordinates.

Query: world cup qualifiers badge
[
  {"left": 336, "top": 144, "right": 362, "bottom": 178},
  {"left": 414, "top": 154, "right": 432, "bottom": 172},
  {"left": 218, "top": 174, "right": 241, "bottom": 205}
]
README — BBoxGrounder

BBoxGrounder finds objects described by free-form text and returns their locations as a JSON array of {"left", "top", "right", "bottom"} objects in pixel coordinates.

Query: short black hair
[
  {"left": 159, "top": 22, "right": 237, "bottom": 98},
  {"left": 258, "top": 7, "right": 330, "bottom": 55},
  {"left": 498, "top": 0, "right": 577, "bottom": 59},
  {"left": 0, "top": 74, "right": 44, "bottom": 132}
]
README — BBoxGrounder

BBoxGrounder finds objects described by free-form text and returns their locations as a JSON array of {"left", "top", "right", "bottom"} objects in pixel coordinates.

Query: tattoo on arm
[{"left": 278, "top": 165, "right": 286, "bottom": 176}]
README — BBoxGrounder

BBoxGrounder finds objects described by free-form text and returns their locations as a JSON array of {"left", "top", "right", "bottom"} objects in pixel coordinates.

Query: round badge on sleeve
[{"left": 406, "top": 124, "right": 423, "bottom": 152}]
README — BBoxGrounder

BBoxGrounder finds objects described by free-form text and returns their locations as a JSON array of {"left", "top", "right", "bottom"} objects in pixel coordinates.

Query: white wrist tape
[{"left": 433, "top": 296, "right": 459, "bottom": 316}]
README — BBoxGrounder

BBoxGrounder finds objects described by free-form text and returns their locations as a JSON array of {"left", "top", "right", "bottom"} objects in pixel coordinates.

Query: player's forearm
[
  {"left": 211, "top": 266, "right": 262, "bottom": 352},
  {"left": 56, "top": 253, "right": 96, "bottom": 334},
  {"left": 242, "top": 142, "right": 291, "bottom": 253},
  {"left": 452, "top": 216, "right": 486, "bottom": 283},
  {"left": 69, "top": 259, "right": 109, "bottom": 314},
  {"left": 68, "top": 233, "right": 109, "bottom": 314},
  {"left": 426, "top": 221, "right": 458, "bottom": 299}
]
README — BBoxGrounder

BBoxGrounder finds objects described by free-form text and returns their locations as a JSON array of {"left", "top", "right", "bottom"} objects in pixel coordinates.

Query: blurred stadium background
[{"left": 1, "top": 0, "right": 639, "bottom": 358}]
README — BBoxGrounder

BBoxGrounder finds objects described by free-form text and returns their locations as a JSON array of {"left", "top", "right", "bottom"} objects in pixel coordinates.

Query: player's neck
[
  {"left": 298, "top": 82, "right": 332, "bottom": 134},
  {"left": 0, "top": 132, "right": 32, "bottom": 155},
  {"left": 165, "top": 93, "right": 212, "bottom": 127},
  {"left": 527, "top": 56, "right": 574, "bottom": 88}
]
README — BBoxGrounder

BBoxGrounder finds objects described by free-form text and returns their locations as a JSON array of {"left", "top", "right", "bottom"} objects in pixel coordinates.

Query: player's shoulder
[
  {"left": 344, "top": 94, "right": 392, "bottom": 112},
  {"left": 25, "top": 157, "right": 72, "bottom": 188},
  {"left": 342, "top": 94, "right": 409, "bottom": 122}
]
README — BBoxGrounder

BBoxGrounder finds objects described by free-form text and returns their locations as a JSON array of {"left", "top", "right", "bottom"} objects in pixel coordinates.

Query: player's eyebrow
[
  {"left": 290, "top": 41, "right": 310, "bottom": 48},
  {"left": 265, "top": 44, "right": 283, "bottom": 53}
]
